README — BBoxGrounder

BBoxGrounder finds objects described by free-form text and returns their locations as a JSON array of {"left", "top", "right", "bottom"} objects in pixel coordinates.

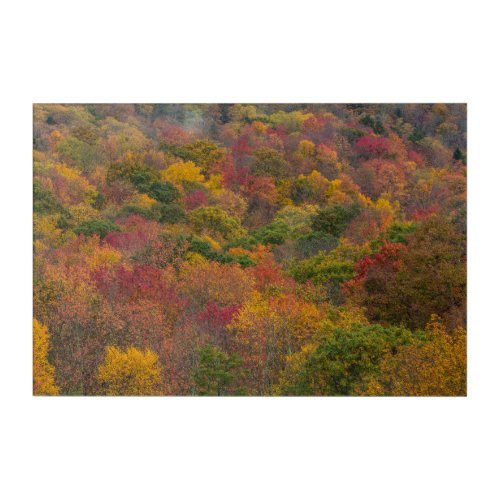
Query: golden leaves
[
  {"left": 33, "top": 319, "right": 59, "bottom": 396},
  {"left": 96, "top": 346, "right": 162, "bottom": 396}
]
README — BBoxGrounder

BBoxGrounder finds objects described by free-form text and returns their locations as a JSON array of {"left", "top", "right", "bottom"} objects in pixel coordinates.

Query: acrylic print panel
[{"left": 33, "top": 104, "right": 466, "bottom": 396}]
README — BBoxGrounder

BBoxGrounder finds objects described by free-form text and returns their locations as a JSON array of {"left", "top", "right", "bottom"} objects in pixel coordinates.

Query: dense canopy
[{"left": 33, "top": 103, "right": 466, "bottom": 396}]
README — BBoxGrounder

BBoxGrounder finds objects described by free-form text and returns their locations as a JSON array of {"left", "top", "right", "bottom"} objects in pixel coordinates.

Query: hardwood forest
[{"left": 33, "top": 104, "right": 466, "bottom": 396}]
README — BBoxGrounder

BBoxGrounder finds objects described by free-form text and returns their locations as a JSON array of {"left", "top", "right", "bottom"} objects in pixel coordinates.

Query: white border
[{"left": 1, "top": 1, "right": 499, "bottom": 499}]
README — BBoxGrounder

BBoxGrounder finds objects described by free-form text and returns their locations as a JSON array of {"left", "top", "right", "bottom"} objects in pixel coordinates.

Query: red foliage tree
[{"left": 354, "top": 135, "right": 391, "bottom": 158}]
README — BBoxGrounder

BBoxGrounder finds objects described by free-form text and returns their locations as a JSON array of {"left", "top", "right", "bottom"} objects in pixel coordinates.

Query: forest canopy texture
[{"left": 33, "top": 103, "right": 466, "bottom": 396}]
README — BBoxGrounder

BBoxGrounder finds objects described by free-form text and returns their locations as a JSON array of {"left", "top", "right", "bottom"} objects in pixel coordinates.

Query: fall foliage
[
  {"left": 33, "top": 319, "right": 59, "bottom": 395},
  {"left": 33, "top": 104, "right": 466, "bottom": 396},
  {"left": 97, "top": 346, "right": 162, "bottom": 395}
]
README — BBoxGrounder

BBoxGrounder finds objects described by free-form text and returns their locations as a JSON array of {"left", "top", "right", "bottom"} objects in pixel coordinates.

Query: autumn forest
[{"left": 33, "top": 104, "right": 467, "bottom": 396}]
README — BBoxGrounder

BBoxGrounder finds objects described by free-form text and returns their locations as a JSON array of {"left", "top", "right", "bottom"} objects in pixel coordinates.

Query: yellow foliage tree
[
  {"left": 295, "top": 139, "right": 316, "bottom": 159},
  {"left": 204, "top": 174, "right": 224, "bottom": 192},
  {"left": 97, "top": 346, "right": 162, "bottom": 395},
  {"left": 374, "top": 196, "right": 399, "bottom": 231},
  {"left": 33, "top": 214, "right": 72, "bottom": 248},
  {"left": 328, "top": 305, "right": 369, "bottom": 330},
  {"left": 299, "top": 170, "right": 331, "bottom": 201},
  {"left": 33, "top": 319, "right": 59, "bottom": 395},
  {"left": 161, "top": 161, "right": 204, "bottom": 185},
  {"left": 364, "top": 315, "right": 466, "bottom": 396}
]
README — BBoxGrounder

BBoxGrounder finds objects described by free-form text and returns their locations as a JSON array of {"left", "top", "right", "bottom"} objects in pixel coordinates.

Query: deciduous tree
[{"left": 97, "top": 346, "right": 162, "bottom": 395}]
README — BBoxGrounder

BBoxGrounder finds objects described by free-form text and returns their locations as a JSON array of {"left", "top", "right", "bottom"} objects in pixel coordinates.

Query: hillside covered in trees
[{"left": 33, "top": 103, "right": 466, "bottom": 396}]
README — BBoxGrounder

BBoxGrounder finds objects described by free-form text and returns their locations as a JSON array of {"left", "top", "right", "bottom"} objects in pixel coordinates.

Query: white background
[{"left": 1, "top": 1, "right": 499, "bottom": 499}]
